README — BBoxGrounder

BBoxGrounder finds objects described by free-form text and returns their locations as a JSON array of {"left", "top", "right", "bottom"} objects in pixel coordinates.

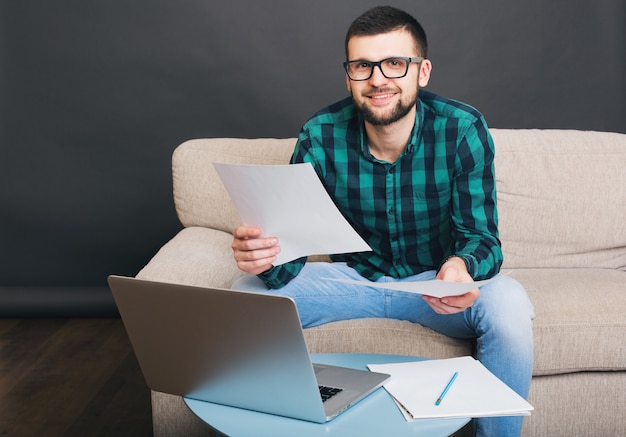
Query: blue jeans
[{"left": 233, "top": 262, "right": 534, "bottom": 437}]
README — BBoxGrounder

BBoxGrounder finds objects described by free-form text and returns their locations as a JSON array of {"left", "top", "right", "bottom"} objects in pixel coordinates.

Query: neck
[{"left": 365, "top": 109, "right": 416, "bottom": 163}]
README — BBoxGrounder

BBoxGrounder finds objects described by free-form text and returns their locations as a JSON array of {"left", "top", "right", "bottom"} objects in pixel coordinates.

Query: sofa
[{"left": 136, "top": 129, "right": 626, "bottom": 436}]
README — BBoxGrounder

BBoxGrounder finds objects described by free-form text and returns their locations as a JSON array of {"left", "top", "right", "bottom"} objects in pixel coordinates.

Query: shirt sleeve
[
  {"left": 450, "top": 117, "right": 503, "bottom": 280},
  {"left": 256, "top": 256, "right": 307, "bottom": 289}
]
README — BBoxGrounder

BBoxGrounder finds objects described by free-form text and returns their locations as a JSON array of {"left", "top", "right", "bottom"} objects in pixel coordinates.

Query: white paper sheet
[
  {"left": 320, "top": 277, "right": 494, "bottom": 298},
  {"left": 213, "top": 162, "right": 372, "bottom": 265},
  {"left": 368, "top": 356, "right": 533, "bottom": 420}
]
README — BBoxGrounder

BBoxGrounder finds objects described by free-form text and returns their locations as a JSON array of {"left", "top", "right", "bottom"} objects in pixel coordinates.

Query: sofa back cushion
[
  {"left": 172, "top": 130, "right": 626, "bottom": 271},
  {"left": 492, "top": 129, "right": 625, "bottom": 270}
]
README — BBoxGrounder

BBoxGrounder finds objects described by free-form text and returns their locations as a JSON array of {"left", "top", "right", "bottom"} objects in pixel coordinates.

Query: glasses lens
[
  {"left": 380, "top": 58, "right": 408, "bottom": 78},
  {"left": 346, "top": 61, "right": 372, "bottom": 80}
]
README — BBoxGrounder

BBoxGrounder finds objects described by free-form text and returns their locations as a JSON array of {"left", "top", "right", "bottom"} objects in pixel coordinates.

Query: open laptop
[{"left": 107, "top": 275, "right": 390, "bottom": 423}]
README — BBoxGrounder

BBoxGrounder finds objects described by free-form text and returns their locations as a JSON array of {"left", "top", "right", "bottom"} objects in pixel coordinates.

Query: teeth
[{"left": 372, "top": 94, "right": 393, "bottom": 99}]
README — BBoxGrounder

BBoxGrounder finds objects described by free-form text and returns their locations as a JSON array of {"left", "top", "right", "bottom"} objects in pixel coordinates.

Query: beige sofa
[{"left": 137, "top": 129, "right": 626, "bottom": 437}]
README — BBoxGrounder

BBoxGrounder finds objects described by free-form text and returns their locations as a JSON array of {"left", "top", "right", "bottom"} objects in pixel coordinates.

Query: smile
[
  {"left": 365, "top": 92, "right": 398, "bottom": 106},
  {"left": 370, "top": 93, "right": 395, "bottom": 100}
]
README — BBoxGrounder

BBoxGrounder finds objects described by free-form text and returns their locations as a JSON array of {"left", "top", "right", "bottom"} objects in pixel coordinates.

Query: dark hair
[{"left": 345, "top": 6, "right": 428, "bottom": 59}]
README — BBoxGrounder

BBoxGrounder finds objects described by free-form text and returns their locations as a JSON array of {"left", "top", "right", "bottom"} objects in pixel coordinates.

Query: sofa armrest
[{"left": 136, "top": 227, "right": 244, "bottom": 289}]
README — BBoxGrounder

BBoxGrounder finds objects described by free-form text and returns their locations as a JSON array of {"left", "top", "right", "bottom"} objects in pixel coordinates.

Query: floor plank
[{"left": 0, "top": 318, "right": 152, "bottom": 436}]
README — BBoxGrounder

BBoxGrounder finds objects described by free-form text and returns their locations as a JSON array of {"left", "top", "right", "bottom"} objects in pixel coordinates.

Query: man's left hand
[{"left": 422, "top": 256, "right": 479, "bottom": 314}]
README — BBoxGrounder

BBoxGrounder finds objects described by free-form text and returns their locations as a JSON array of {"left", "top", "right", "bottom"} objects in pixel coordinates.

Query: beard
[{"left": 353, "top": 87, "right": 418, "bottom": 126}]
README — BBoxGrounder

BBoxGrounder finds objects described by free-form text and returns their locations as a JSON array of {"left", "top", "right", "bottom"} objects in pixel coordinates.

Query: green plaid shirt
[{"left": 259, "top": 90, "right": 502, "bottom": 289}]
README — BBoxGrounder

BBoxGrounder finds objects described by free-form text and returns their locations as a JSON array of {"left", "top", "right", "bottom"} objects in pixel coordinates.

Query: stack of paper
[{"left": 368, "top": 356, "right": 533, "bottom": 420}]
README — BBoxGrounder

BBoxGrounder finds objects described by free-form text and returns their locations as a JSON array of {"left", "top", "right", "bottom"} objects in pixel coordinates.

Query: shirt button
[{"left": 388, "top": 207, "right": 395, "bottom": 215}]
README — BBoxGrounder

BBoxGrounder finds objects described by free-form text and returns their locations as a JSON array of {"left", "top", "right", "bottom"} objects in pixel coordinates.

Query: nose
[{"left": 369, "top": 64, "right": 389, "bottom": 86}]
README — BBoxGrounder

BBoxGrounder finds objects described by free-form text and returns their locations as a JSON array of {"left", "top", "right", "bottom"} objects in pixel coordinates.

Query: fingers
[
  {"left": 430, "top": 256, "right": 478, "bottom": 314},
  {"left": 422, "top": 295, "right": 458, "bottom": 315},
  {"left": 232, "top": 225, "right": 262, "bottom": 240},
  {"left": 422, "top": 288, "right": 480, "bottom": 315},
  {"left": 231, "top": 226, "right": 280, "bottom": 275},
  {"left": 233, "top": 229, "right": 275, "bottom": 251}
]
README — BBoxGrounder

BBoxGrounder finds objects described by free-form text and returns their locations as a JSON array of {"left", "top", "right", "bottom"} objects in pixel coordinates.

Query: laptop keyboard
[{"left": 319, "top": 385, "right": 343, "bottom": 402}]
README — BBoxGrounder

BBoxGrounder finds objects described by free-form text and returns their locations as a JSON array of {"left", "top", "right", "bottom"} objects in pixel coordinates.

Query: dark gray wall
[{"left": 2, "top": 0, "right": 624, "bottom": 315}]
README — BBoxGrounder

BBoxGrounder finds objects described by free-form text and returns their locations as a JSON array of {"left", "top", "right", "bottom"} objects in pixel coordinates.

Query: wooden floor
[{"left": 0, "top": 318, "right": 153, "bottom": 436}]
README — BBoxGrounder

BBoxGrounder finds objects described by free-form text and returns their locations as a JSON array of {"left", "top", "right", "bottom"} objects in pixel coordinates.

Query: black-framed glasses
[{"left": 343, "top": 56, "right": 424, "bottom": 81}]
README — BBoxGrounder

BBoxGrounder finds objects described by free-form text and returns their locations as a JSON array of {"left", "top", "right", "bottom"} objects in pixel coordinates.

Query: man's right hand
[{"left": 231, "top": 226, "right": 280, "bottom": 275}]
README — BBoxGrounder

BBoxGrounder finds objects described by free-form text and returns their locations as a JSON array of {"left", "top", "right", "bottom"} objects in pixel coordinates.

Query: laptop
[{"left": 107, "top": 275, "right": 390, "bottom": 423}]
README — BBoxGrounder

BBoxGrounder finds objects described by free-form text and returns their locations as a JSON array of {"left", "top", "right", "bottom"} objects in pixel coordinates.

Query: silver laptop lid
[{"left": 108, "top": 275, "right": 328, "bottom": 422}]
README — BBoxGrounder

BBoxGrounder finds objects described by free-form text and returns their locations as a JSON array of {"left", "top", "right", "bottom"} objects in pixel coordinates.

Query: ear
[
  {"left": 418, "top": 59, "right": 432, "bottom": 87},
  {"left": 345, "top": 74, "right": 352, "bottom": 93}
]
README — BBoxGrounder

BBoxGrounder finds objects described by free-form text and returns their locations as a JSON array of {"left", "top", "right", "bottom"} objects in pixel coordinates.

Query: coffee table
[{"left": 184, "top": 353, "right": 470, "bottom": 436}]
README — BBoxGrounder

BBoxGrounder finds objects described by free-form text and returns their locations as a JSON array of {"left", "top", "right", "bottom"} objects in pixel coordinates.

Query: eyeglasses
[{"left": 343, "top": 57, "right": 424, "bottom": 81}]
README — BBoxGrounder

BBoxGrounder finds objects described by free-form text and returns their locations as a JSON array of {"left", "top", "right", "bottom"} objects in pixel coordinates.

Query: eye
[{"left": 385, "top": 58, "right": 406, "bottom": 69}]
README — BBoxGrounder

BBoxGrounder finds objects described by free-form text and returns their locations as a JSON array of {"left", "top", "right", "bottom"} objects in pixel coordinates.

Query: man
[{"left": 231, "top": 6, "right": 534, "bottom": 436}]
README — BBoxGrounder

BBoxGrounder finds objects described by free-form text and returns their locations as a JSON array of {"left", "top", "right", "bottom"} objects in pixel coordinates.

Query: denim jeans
[{"left": 233, "top": 262, "right": 534, "bottom": 437}]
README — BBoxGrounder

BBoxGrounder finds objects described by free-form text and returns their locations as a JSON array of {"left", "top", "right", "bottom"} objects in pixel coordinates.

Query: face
[{"left": 346, "top": 29, "right": 431, "bottom": 126}]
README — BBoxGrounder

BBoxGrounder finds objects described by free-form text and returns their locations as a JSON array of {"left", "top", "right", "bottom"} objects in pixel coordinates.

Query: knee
[
  {"left": 472, "top": 276, "right": 535, "bottom": 347},
  {"left": 478, "top": 275, "right": 534, "bottom": 320}
]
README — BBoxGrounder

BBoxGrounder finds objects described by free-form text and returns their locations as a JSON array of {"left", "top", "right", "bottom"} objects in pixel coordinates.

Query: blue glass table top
[{"left": 184, "top": 353, "right": 470, "bottom": 437}]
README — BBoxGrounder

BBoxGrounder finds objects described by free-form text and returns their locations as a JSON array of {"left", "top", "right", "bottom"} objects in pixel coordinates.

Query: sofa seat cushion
[
  {"left": 304, "top": 318, "right": 474, "bottom": 358},
  {"left": 510, "top": 269, "right": 626, "bottom": 375}
]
